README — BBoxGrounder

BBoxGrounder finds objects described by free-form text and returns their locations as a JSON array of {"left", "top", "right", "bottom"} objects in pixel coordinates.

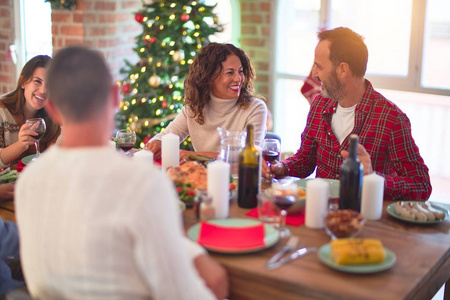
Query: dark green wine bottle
[
  {"left": 237, "top": 124, "right": 260, "bottom": 208},
  {"left": 339, "top": 134, "right": 363, "bottom": 212}
]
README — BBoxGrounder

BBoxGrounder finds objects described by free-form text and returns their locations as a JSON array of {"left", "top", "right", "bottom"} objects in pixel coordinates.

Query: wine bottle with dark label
[
  {"left": 238, "top": 124, "right": 260, "bottom": 208},
  {"left": 339, "top": 134, "right": 363, "bottom": 212}
]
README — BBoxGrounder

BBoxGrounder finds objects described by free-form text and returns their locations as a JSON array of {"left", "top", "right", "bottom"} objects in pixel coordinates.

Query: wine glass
[
  {"left": 272, "top": 193, "right": 296, "bottom": 238},
  {"left": 262, "top": 139, "right": 281, "bottom": 183},
  {"left": 115, "top": 129, "right": 136, "bottom": 156},
  {"left": 25, "top": 118, "right": 46, "bottom": 157}
]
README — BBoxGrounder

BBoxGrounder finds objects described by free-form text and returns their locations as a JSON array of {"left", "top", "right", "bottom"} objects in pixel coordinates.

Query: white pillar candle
[
  {"left": 161, "top": 133, "right": 179, "bottom": 170},
  {"left": 305, "top": 178, "right": 330, "bottom": 229},
  {"left": 133, "top": 149, "right": 154, "bottom": 169},
  {"left": 361, "top": 173, "right": 385, "bottom": 220},
  {"left": 207, "top": 160, "right": 230, "bottom": 219}
]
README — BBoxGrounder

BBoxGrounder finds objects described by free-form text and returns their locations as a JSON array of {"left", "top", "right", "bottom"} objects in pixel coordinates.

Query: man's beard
[{"left": 321, "top": 71, "right": 344, "bottom": 100}]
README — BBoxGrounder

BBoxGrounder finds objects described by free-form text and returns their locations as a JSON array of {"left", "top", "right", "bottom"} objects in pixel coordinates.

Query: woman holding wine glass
[{"left": 0, "top": 55, "right": 61, "bottom": 168}]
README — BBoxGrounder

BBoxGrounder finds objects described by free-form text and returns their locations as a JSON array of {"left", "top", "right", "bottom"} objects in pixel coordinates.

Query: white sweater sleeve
[
  {"left": 131, "top": 171, "right": 215, "bottom": 300},
  {"left": 246, "top": 99, "right": 268, "bottom": 145},
  {"left": 150, "top": 107, "right": 191, "bottom": 145}
]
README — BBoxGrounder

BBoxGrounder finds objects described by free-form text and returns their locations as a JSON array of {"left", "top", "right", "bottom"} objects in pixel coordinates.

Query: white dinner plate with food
[
  {"left": 318, "top": 243, "right": 396, "bottom": 274},
  {"left": 386, "top": 201, "right": 448, "bottom": 224},
  {"left": 187, "top": 218, "right": 279, "bottom": 254}
]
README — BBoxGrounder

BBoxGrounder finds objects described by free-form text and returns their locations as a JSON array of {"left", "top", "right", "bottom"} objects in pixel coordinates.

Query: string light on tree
[{"left": 173, "top": 50, "right": 185, "bottom": 62}]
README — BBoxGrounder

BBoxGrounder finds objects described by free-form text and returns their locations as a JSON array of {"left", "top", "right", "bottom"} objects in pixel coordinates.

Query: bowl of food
[{"left": 324, "top": 209, "right": 365, "bottom": 239}]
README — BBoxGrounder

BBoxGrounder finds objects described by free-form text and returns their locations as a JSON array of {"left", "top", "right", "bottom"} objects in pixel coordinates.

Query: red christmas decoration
[
  {"left": 162, "top": 101, "right": 168, "bottom": 108},
  {"left": 122, "top": 83, "right": 132, "bottom": 94},
  {"left": 135, "top": 12, "right": 144, "bottom": 23},
  {"left": 150, "top": 37, "right": 157, "bottom": 44},
  {"left": 181, "top": 14, "right": 190, "bottom": 21},
  {"left": 143, "top": 136, "right": 152, "bottom": 144}
]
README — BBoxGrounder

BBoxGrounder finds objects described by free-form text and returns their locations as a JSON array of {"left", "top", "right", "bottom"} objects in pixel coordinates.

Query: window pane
[
  {"left": 205, "top": 0, "right": 233, "bottom": 43},
  {"left": 23, "top": 0, "right": 52, "bottom": 60},
  {"left": 421, "top": 0, "right": 450, "bottom": 90},
  {"left": 331, "top": 0, "right": 412, "bottom": 77},
  {"left": 273, "top": 78, "right": 310, "bottom": 153},
  {"left": 275, "top": 0, "right": 320, "bottom": 76}
]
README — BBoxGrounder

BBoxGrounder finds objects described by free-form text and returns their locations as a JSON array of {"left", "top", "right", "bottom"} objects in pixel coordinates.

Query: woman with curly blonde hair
[{"left": 146, "top": 43, "right": 267, "bottom": 161}]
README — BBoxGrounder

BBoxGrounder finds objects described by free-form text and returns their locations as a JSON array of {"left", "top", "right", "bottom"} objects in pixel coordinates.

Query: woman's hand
[
  {"left": 145, "top": 140, "right": 161, "bottom": 159},
  {"left": 179, "top": 149, "right": 194, "bottom": 164},
  {"left": 17, "top": 123, "right": 39, "bottom": 151}
]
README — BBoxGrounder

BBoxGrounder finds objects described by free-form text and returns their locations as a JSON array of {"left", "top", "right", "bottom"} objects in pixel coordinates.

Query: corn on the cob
[{"left": 330, "top": 238, "right": 386, "bottom": 265}]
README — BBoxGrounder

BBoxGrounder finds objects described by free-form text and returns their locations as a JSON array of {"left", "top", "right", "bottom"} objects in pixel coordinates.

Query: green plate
[
  {"left": 386, "top": 201, "right": 449, "bottom": 224},
  {"left": 21, "top": 154, "right": 36, "bottom": 165},
  {"left": 318, "top": 243, "right": 396, "bottom": 274},
  {"left": 187, "top": 218, "right": 279, "bottom": 254}
]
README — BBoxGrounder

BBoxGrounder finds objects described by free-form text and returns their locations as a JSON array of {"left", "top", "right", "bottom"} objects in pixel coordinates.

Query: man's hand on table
[
  {"left": 145, "top": 140, "right": 161, "bottom": 159},
  {"left": 194, "top": 254, "right": 229, "bottom": 300}
]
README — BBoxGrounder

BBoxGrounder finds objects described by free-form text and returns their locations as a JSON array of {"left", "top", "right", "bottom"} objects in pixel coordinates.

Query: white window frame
[{"left": 272, "top": 0, "right": 450, "bottom": 103}]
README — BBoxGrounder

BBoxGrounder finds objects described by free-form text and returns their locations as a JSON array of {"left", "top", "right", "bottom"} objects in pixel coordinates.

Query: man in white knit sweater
[{"left": 16, "top": 46, "right": 228, "bottom": 299}]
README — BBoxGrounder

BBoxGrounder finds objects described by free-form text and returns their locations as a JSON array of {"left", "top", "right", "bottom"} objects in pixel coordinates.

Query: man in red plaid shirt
[{"left": 265, "top": 27, "right": 431, "bottom": 201}]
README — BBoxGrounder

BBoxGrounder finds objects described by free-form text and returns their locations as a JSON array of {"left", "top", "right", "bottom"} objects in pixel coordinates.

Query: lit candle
[
  {"left": 162, "top": 133, "right": 179, "bottom": 169},
  {"left": 361, "top": 173, "right": 385, "bottom": 220},
  {"left": 305, "top": 178, "right": 329, "bottom": 229},
  {"left": 207, "top": 160, "right": 230, "bottom": 219}
]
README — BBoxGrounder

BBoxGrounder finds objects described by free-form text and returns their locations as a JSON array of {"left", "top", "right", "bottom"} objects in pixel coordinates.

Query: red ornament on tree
[
  {"left": 181, "top": 14, "right": 190, "bottom": 21},
  {"left": 161, "top": 101, "right": 168, "bottom": 108},
  {"left": 135, "top": 12, "right": 144, "bottom": 23},
  {"left": 122, "top": 83, "right": 132, "bottom": 94},
  {"left": 150, "top": 37, "right": 157, "bottom": 44}
]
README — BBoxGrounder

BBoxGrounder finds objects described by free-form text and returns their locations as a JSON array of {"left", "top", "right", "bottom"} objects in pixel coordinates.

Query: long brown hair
[
  {"left": 1, "top": 55, "right": 60, "bottom": 144},
  {"left": 184, "top": 43, "right": 264, "bottom": 124}
]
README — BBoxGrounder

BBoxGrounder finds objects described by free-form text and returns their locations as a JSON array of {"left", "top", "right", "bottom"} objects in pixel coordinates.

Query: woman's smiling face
[
  {"left": 211, "top": 54, "right": 244, "bottom": 99},
  {"left": 21, "top": 67, "right": 48, "bottom": 113}
]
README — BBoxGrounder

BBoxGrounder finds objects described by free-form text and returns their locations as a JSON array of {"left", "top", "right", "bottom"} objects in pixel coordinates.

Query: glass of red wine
[
  {"left": 115, "top": 129, "right": 136, "bottom": 156},
  {"left": 272, "top": 193, "right": 296, "bottom": 238},
  {"left": 262, "top": 138, "right": 281, "bottom": 183},
  {"left": 25, "top": 118, "right": 46, "bottom": 157}
]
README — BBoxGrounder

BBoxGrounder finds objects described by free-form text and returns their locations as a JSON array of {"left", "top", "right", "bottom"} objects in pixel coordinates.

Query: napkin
[
  {"left": 16, "top": 160, "right": 26, "bottom": 172},
  {"left": 246, "top": 208, "right": 305, "bottom": 227},
  {"left": 197, "top": 221, "right": 265, "bottom": 250}
]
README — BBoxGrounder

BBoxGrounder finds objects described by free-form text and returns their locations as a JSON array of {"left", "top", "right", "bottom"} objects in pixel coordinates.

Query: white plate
[{"left": 187, "top": 218, "right": 279, "bottom": 254}]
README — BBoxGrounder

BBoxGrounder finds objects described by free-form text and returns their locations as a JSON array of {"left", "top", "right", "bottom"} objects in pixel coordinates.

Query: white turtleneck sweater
[{"left": 151, "top": 95, "right": 268, "bottom": 152}]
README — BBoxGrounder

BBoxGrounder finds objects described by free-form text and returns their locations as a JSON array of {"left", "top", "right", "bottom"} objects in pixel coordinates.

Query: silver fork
[{"left": 266, "top": 236, "right": 299, "bottom": 268}]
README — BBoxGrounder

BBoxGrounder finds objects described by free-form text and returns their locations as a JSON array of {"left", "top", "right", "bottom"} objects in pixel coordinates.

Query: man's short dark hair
[
  {"left": 46, "top": 46, "right": 112, "bottom": 121},
  {"left": 318, "top": 27, "right": 368, "bottom": 77}
]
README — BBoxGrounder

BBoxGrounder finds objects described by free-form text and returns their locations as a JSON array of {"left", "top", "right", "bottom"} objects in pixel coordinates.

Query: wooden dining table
[
  {"left": 1, "top": 194, "right": 449, "bottom": 299},
  {"left": 183, "top": 200, "right": 450, "bottom": 300}
]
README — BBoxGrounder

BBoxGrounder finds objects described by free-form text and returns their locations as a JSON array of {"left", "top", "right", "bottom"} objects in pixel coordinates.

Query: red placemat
[
  {"left": 197, "top": 221, "right": 265, "bottom": 250},
  {"left": 246, "top": 208, "right": 305, "bottom": 227}
]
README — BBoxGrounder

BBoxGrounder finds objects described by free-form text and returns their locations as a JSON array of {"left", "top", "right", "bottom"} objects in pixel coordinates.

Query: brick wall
[
  {"left": 240, "top": 0, "right": 273, "bottom": 102},
  {"left": 0, "top": 0, "right": 16, "bottom": 95},
  {"left": 52, "top": 0, "right": 141, "bottom": 82}
]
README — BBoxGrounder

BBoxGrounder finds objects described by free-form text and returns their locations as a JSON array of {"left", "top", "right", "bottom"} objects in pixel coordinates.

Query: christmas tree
[{"left": 117, "top": 0, "right": 222, "bottom": 149}]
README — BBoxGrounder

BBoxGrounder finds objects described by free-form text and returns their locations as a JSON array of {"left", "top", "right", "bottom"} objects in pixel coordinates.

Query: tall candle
[
  {"left": 361, "top": 173, "right": 385, "bottom": 220},
  {"left": 207, "top": 160, "right": 230, "bottom": 219},
  {"left": 305, "top": 178, "right": 329, "bottom": 229},
  {"left": 133, "top": 149, "right": 154, "bottom": 169},
  {"left": 162, "top": 133, "right": 179, "bottom": 169}
]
